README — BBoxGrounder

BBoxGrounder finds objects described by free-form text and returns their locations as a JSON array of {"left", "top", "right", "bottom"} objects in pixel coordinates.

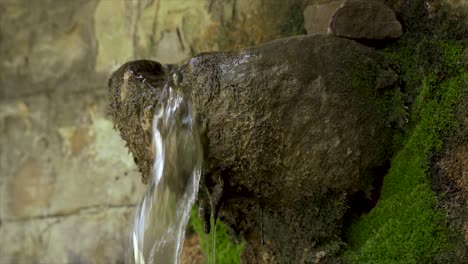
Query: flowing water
[{"left": 127, "top": 72, "right": 203, "bottom": 264}]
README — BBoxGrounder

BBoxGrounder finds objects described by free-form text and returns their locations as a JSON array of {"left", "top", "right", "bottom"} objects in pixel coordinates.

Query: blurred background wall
[{"left": 0, "top": 0, "right": 302, "bottom": 263}]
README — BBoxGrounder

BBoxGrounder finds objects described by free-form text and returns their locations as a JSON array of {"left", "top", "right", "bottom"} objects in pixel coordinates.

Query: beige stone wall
[
  {"left": 0, "top": 0, "right": 302, "bottom": 263},
  {"left": 0, "top": 1, "right": 142, "bottom": 262}
]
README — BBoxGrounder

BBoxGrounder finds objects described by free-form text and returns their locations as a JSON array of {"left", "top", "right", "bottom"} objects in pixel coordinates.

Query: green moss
[
  {"left": 189, "top": 208, "right": 244, "bottom": 264},
  {"left": 344, "top": 54, "right": 407, "bottom": 134},
  {"left": 343, "top": 37, "right": 465, "bottom": 263}
]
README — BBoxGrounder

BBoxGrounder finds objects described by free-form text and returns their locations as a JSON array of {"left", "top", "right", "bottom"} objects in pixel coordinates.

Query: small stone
[{"left": 331, "top": 0, "right": 402, "bottom": 40}]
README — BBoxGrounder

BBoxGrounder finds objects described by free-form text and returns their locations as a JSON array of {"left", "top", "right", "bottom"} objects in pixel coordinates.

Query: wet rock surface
[{"left": 109, "top": 35, "right": 398, "bottom": 262}]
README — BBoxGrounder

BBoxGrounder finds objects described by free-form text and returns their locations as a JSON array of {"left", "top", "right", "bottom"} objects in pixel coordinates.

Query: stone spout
[{"left": 108, "top": 35, "right": 398, "bottom": 262}]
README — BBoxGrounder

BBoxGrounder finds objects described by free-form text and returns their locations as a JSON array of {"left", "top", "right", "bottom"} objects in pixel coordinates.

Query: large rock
[
  {"left": 331, "top": 0, "right": 402, "bottom": 40},
  {"left": 109, "top": 35, "right": 398, "bottom": 262}
]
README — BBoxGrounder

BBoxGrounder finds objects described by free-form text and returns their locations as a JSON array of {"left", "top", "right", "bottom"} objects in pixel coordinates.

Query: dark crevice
[
  {"left": 345, "top": 37, "right": 401, "bottom": 49},
  {"left": 341, "top": 159, "right": 391, "bottom": 239},
  {"left": 369, "top": 160, "right": 390, "bottom": 205}
]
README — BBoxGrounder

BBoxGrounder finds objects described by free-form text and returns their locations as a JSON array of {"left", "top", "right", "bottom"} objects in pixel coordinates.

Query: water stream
[{"left": 127, "top": 72, "right": 203, "bottom": 264}]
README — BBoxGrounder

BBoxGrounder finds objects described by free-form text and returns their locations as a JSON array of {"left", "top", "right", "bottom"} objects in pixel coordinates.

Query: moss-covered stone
[{"left": 343, "top": 0, "right": 467, "bottom": 262}]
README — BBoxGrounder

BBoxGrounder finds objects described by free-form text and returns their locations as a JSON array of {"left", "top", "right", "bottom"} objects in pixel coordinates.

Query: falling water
[{"left": 128, "top": 71, "right": 203, "bottom": 264}]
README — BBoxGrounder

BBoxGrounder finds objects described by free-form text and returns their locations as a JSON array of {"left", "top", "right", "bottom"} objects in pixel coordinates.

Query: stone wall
[
  {"left": 0, "top": 0, "right": 142, "bottom": 262},
  {"left": 0, "top": 0, "right": 302, "bottom": 263}
]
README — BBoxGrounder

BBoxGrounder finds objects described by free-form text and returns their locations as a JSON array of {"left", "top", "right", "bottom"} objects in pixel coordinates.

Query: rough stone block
[
  {"left": 47, "top": 91, "right": 144, "bottom": 215},
  {"left": 0, "top": 91, "right": 144, "bottom": 221},
  {"left": 0, "top": 0, "right": 97, "bottom": 98},
  {"left": 0, "top": 95, "right": 54, "bottom": 219},
  {"left": 0, "top": 208, "right": 134, "bottom": 264}
]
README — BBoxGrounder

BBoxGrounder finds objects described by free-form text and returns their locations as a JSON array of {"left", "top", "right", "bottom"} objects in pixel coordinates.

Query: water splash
[{"left": 128, "top": 72, "right": 203, "bottom": 264}]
